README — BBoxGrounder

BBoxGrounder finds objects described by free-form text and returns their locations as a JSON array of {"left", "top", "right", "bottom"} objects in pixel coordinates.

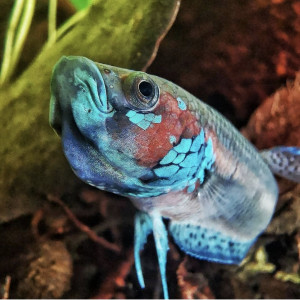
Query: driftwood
[{"left": 0, "top": 0, "right": 180, "bottom": 223}]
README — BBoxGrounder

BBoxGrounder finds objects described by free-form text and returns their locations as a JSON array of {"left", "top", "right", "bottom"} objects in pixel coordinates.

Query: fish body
[{"left": 49, "top": 56, "right": 298, "bottom": 299}]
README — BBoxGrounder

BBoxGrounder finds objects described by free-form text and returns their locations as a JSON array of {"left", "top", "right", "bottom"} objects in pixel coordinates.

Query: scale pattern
[
  {"left": 126, "top": 110, "right": 162, "bottom": 130},
  {"left": 147, "top": 129, "right": 215, "bottom": 193}
]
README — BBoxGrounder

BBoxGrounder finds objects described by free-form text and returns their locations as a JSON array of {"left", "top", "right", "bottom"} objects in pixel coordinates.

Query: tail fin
[{"left": 260, "top": 146, "right": 300, "bottom": 183}]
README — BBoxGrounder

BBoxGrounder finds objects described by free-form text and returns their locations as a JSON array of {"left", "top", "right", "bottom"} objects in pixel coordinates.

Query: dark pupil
[{"left": 138, "top": 81, "right": 153, "bottom": 97}]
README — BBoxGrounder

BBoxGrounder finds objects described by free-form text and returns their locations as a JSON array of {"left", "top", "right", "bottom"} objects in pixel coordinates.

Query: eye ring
[{"left": 123, "top": 72, "right": 159, "bottom": 111}]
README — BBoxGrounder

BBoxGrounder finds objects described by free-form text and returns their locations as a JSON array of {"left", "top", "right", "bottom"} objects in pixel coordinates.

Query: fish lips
[{"left": 49, "top": 56, "right": 113, "bottom": 136}]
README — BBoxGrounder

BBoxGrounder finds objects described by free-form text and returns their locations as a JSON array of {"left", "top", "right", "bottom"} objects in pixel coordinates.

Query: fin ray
[
  {"left": 134, "top": 212, "right": 153, "bottom": 289},
  {"left": 195, "top": 172, "right": 276, "bottom": 239},
  {"left": 152, "top": 213, "right": 169, "bottom": 299}
]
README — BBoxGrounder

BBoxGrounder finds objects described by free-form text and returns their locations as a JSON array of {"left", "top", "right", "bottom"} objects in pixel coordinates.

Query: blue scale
[
  {"left": 126, "top": 110, "right": 162, "bottom": 130},
  {"left": 151, "top": 129, "right": 215, "bottom": 194}
]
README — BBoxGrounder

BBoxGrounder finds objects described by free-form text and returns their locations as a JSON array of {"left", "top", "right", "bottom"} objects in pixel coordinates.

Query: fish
[{"left": 49, "top": 56, "right": 300, "bottom": 299}]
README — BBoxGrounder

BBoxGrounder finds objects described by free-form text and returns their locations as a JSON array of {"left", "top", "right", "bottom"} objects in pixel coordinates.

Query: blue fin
[
  {"left": 134, "top": 212, "right": 170, "bottom": 299},
  {"left": 260, "top": 146, "right": 300, "bottom": 183},
  {"left": 152, "top": 213, "right": 169, "bottom": 299},
  {"left": 169, "top": 221, "right": 254, "bottom": 264},
  {"left": 134, "top": 212, "right": 153, "bottom": 289}
]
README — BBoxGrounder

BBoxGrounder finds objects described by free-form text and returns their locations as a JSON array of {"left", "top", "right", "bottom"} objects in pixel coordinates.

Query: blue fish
[{"left": 49, "top": 56, "right": 300, "bottom": 299}]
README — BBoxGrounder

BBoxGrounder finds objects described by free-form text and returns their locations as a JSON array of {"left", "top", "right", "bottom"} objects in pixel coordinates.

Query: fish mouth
[
  {"left": 50, "top": 56, "right": 115, "bottom": 135},
  {"left": 69, "top": 56, "right": 114, "bottom": 113},
  {"left": 50, "top": 56, "right": 113, "bottom": 128}
]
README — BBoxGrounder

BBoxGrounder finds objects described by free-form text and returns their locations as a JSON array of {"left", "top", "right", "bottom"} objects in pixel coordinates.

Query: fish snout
[{"left": 50, "top": 56, "right": 113, "bottom": 134}]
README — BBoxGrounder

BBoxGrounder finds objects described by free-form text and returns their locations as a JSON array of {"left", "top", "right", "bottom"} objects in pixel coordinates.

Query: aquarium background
[{"left": 0, "top": 0, "right": 299, "bottom": 298}]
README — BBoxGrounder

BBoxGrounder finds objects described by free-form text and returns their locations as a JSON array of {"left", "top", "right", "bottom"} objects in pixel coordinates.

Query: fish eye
[
  {"left": 123, "top": 72, "right": 159, "bottom": 110},
  {"left": 138, "top": 81, "right": 153, "bottom": 97}
]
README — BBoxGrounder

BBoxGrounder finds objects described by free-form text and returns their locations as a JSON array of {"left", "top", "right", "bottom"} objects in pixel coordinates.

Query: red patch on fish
[{"left": 134, "top": 92, "right": 200, "bottom": 167}]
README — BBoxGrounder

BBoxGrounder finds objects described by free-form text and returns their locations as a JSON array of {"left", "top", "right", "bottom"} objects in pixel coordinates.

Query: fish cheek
[
  {"left": 105, "top": 113, "right": 139, "bottom": 158},
  {"left": 133, "top": 92, "right": 201, "bottom": 167}
]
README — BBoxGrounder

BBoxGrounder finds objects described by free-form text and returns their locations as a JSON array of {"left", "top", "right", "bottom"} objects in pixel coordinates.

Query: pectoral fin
[
  {"left": 169, "top": 221, "right": 254, "bottom": 264},
  {"left": 260, "top": 146, "right": 300, "bottom": 183}
]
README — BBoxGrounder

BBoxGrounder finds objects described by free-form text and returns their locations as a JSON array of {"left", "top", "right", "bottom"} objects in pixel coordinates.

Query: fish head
[{"left": 50, "top": 56, "right": 201, "bottom": 197}]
